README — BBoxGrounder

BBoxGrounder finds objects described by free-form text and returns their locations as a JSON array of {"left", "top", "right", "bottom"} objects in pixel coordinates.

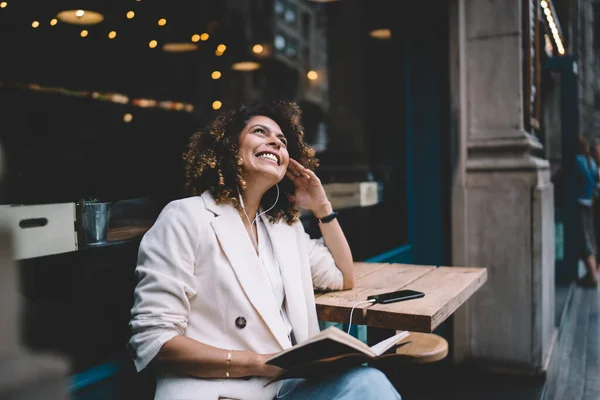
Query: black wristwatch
[{"left": 318, "top": 211, "right": 338, "bottom": 224}]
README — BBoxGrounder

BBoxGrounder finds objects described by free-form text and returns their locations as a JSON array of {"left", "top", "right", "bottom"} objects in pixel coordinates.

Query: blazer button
[{"left": 235, "top": 316, "right": 247, "bottom": 329}]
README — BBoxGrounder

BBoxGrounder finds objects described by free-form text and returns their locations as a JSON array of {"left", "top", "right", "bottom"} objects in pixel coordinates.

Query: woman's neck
[{"left": 240, "top": 188, "right": 264, "bottom": 219}]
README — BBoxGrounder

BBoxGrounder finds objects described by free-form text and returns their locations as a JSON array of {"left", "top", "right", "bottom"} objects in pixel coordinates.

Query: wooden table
[{"left": 315, "top": 262, "right": 487, "bottom": 335}]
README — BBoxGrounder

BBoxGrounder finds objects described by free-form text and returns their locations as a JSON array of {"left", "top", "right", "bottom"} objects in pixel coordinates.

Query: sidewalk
[{"left": 543, "top": 283, "right": 600, "bottom": 400}]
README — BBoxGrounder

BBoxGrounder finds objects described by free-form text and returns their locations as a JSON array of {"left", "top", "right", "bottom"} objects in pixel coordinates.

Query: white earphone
[{"left": 238, "top": 184, "right": 280, "bottom": 252}]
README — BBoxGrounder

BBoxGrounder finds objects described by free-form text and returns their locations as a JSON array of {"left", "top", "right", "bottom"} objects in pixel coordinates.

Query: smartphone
[{"left": 367, "top": 289, "right": 425, "bottom": 304}]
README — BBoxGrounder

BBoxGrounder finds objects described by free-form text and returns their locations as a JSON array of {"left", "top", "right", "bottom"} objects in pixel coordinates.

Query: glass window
[{"left": 0, "top": 0, "right": 409, "bottom": 257}]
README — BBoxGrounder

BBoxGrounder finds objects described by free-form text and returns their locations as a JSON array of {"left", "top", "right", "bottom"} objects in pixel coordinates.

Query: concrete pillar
[{"left": 451, "top": 0, "right": 556, "bottom": 374}]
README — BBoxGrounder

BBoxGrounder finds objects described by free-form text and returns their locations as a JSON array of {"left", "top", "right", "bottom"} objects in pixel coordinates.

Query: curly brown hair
[{"left": 182, "top": 101, "right": 319, "bottom": 224}]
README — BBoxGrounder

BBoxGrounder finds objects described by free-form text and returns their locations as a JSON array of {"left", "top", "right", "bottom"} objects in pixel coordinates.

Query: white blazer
[{"left": 129, "top": 191, "right": 344, "bottom": 400}]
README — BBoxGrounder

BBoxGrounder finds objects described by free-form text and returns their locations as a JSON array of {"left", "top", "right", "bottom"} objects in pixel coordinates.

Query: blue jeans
[{"left": 274, "top": 366, "right": 402, "bottom": 399}]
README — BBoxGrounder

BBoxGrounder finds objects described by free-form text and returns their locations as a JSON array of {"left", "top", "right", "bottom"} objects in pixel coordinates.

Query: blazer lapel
[
  {"left": 260, "top": 214, "right": 310, "bottom": 344},
  {"left": 201, "top": 192, "right": 290, "bottom": 350}
]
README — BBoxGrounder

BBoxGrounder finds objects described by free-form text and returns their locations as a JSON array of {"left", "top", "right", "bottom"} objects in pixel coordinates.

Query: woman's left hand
[{"left": 286, "top": 159, "right": 332, "bottom": 217}]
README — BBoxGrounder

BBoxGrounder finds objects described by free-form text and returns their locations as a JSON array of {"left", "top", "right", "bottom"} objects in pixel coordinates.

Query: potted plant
[{"left": 79, "top": 197, "right": 111, "bottom": 246}]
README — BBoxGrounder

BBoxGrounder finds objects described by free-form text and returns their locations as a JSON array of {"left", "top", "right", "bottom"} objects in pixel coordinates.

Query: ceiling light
[
  {"left": 231, "top": 61, "right": 260, "bottom": 71},
  {"left": 57, "top": 10, "right": 104, "bottom": 25},
  {"left": 369, "top": 29, "right": 391, "bottom": 39},
  {"left": 162, "top": 43, "right": 198, "bottom": 52},
  {"left": 75, "top": 9, "right": 84, "bottom": 17}
]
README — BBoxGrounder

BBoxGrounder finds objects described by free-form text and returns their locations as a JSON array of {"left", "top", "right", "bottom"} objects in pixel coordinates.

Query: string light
[
  {"left": 126, "top": 11, "right": 135, "bottom": 19},
  {"left": 123, "top": 113, "right": 133, "bottom": 123},
  {"left": 215, "top": 44, "right": 226, "bottom": 56},
  {"left": 108, "top": 30, "right": 116, "bottom": 39},
  {"left": 0, "top": 2, "right": 8, "bottom": 8},
  {"left": 191, "top": 34, "right": 200, "bottom": 42},
  {"left": 31, "top": 21, "right": 39, "bottom": 28},
  {"left": 80, "top": 29, "right": 88, "bottom": 38},
  {"left": 149, "top": 39, "right": 157, "bottom": 49},
  {"left": 252, "top": 44, "right": 264, "bottom": 54},
  {"left": 211, "top": 71, "right": 222, "bottom": 80},
  {"left": 158, "top": 18, "right": 166, "bottom": 26},
  {"left": 75, "top": 9, "right": 84, "bottom": 18},
  {"left": 212, "top": 101, "right": 222, "bottom": 110},
  {"left": 541, "top": 0, "right": 564, "bottom": 55},
  {"left": 50, "top": 18, "right": 58, "bottom": 26},
  {"left": 307, "top": 70, "right": 318, "bottom": 80},
  {"left": 200, "top": 33, "right": 209, "bottom": 41}
]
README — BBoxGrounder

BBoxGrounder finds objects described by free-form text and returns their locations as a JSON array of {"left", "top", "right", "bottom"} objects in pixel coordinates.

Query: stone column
[{"left": 451, "top": 0, "right": 556, "bottom": 374}]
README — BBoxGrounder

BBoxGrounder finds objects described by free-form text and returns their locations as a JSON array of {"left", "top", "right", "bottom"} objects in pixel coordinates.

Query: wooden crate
[
  {"left": 0, "top": 203, "right": 77, "bottom": 260},
  {"left": 322, "top": 181, "right": 380, "bottom": 210}
]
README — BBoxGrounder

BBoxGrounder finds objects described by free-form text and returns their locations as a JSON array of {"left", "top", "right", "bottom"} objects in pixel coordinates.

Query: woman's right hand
[{"left": 253, "top": 352, "right": 284, "bottom": 378}]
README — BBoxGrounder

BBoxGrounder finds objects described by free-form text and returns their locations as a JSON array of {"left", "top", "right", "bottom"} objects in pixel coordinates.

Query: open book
[{"left": 264, "top": 326, "right": 410, "bottom": 385}]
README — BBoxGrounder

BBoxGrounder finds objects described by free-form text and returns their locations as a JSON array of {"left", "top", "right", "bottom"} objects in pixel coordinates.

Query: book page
[
  {"left": 266, "top": 326, "right": 375, "bottom": 369},
  {"left": 370, "top": 331, "right": 410, "bottom": 356}
]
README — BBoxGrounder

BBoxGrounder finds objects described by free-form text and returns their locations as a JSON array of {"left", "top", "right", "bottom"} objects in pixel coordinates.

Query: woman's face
[{"left": 238, "top": 115, "right": 289, "bottom": 184}]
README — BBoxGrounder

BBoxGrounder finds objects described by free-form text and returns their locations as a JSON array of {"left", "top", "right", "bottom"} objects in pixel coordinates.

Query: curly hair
[{"left": 182, "top": 101, "right": 319, "bottom": 225}]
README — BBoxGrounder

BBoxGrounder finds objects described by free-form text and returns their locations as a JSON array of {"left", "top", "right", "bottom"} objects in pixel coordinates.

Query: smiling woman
[{"left": 123, "top": 100, "right": 402, "bottom": 400}]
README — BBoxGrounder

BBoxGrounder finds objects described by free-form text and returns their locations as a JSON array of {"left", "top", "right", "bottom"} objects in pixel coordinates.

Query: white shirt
[{"left": 256, "top": 214, "right": 294, "bottom": 344}]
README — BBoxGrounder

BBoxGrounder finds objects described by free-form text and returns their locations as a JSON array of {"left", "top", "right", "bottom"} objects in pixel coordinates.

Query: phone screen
[{"left": 367, "top": 289, "right": 425, "bottom": 304}]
